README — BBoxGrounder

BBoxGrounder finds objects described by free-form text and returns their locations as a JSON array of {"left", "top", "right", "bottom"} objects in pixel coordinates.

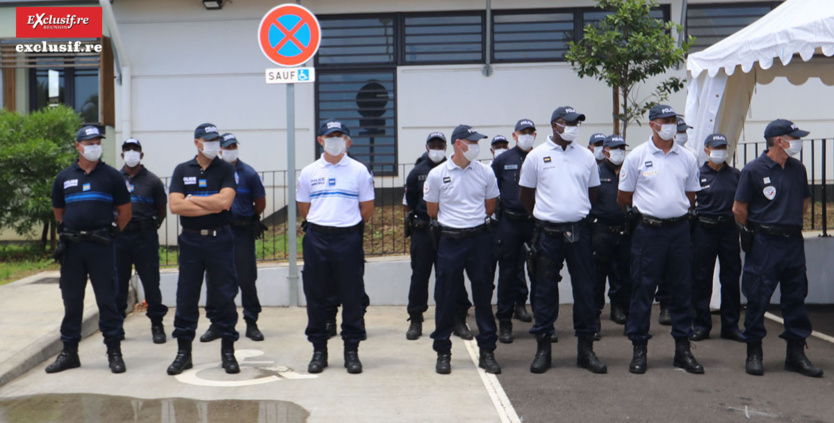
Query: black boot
[
  {"left": 45, "top": 344, "right": 80, "bottom": 374},
  {"left": 530, "top": 333, "right": 552, "bottom": 374},
  {"left": 344, "top": 349, "right": 363, "bottom": 374},
  {"left": 610, "top": 305, "right": 627, "bottom": 325},
  {"left": 785, "top": 339, "right": 823, "bottom": 378},
  {"left": 107, "top": 345, "right": 126, "bottom": 374},
  {"left": 453, "top": 311, "right": 474, "bottom": 340},
  {"left": 199, "top": 324, "right": 221, "bottom": 343},
  {"left": 245, "top": 319, "right": 265, "bottom": 342},
  {"left": 436, "top": 352, "right": 451, "bottom": 375},
  {"left": 167, "top": 338, "right": 193, "bottom": 375},
  {"left": 673, "top": 338, "right": 704, "bottom": 374},
  {"left": 746, "top": 342, "right": 764, "bottom": 376},
  {"left": 151, "top": 322, "right": 167, "bottom": 344},
  {"left": 658, "top": 302, "right": 672, "bottom": 326},
  {"left": 326, "top": 317, "right": 337, "bottom": 339},
  {"left": 498, "top": 320, "right": 513, "bottom": 344},
  {"left": 221, "top": 339, "right": 240, "bottom": 374},
  {"left": 629, "top": 344, "right": 647, "bottom": 374},
  {"left": 577, "top": 335, "right": 607, "bottom": 374},
  {"left": 514, "top": 303, "right": 532, "bottom": 322},
  {"left": 479, "top": 350, "right": 501, "bottom": 374},
  {"left": 308, "top": 348, "right": 328, "bottom": 374},
  {"left": 406, "top": 312, "right": 423, "bottom": 341},
  {"left": 594, "top": 316, "right": 602, "bottom": 341}
]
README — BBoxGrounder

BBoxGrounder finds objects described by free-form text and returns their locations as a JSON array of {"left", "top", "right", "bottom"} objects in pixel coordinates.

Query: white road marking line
[
  {"left": 764, "top": 312, "right": 834, "bottom": 344},
  {"left": 727, "top": 406, "right": 780, "bottom": 419},
  {"left": 463, "top": 340, "right": 521, "bottom": 423}
]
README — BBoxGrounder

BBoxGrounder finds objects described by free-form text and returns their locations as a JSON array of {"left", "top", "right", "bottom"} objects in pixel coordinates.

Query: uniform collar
[
  {"left": 699, "top": 162, "right": 728, "bottom": 174},
  {"left": 121, "top": 165, "right": 147, "bottom": 177},
  {"left": 319, "top": 154, "right": 350, "bottom": 168},
  {"left": 446, "top": 155, "right": 476, "bottom": 171},
  {"left": 234, "top": 159, "right": 246, "bottom": 170},
  {"left": 760, "top": 150, "right": 791, "bottom": 169},
  {"left": 546, "top": 135, "right": 574, "bottom": 152},
  {"left": 187, "top": 156, "right": 223, "bottom": 168},
  {"left": 646, "top": 137, "right": 680, "bottom": 155},
  {"left": 72, "top": 160, "right": 105, "bottom": 173}
]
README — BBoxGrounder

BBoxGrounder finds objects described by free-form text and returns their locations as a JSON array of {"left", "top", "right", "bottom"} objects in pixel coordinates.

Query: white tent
[{"left": 684, "top": 0, "right": 834, "bottom": 163}]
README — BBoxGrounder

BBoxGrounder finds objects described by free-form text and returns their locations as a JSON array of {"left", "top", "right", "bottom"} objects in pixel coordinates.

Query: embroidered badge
[{"left": 763, "top": 186, "right": 776, "bottom": 200}]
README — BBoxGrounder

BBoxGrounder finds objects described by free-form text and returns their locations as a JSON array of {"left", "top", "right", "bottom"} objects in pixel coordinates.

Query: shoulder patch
[{"left": 543, "top": 156, "right": 551, "bottom": 163}]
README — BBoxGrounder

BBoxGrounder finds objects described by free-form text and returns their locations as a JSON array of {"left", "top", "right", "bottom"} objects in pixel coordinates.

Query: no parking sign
[{"left": 258, "top": 4, "right": 321, "bottom": 68}]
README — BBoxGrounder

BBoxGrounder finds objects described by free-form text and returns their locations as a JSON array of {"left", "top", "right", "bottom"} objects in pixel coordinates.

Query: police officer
[
  {"left": 690, "top": 134, "right": 744, "bottom": 342},
  {"left": 166, "top": 123, "right": 241, "bottom": 376},
  {"left": 519, "top": 106, "right": 606, "bottom": 375},
  {"left": 48, "top": 125, "right": 131, "bottom": 374},
  {"left": 590, "top": 135, "right": 631, "bottom": 330},
  {"left": 199, "top": 133, "right": 267, "bottom": 343},
  {"left": 403, "top": 132, "right": 472, "bottom": 340},
  {"left": 492, "top": 119, "right": 537, "bottom": 344},
  {"left": 675, "top": 116, "right": 693, "bottom": 152},
  {"left": 297, "top": 119, "right": 374, "bottom": 374},
  {"left": 588, "top": 133, "right": 607, "bottom": 164},
  {"left": 617, "top": 105, "right": 703, "bottom": 375},
  {"left": 490, "top": 135, "right": 510, "bottom": 163},
  {"left": 733, "top": 119, "right": 822, "bottom": 377},
  {"left": 424, "top": 124, "right": 501, "bottom": 375},
  {"left": 115, "top": 138, "right": 168, "bottom": 344}
]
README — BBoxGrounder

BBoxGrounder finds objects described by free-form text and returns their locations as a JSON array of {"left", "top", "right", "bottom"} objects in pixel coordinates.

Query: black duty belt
[
  {"left": 59, "top": 227, "right": 111, "bottom": 244},
  {"left": 749, "top": 222, "right": 802, "bottom": 237},
  {"left": 593, "top": 221, "right": 626, "bottom": 234},
  {"left": 231, "top": 219, "right": 252, "bottom": 227},
  {"left": 411, "top": 219, "right": 431, "bottom": 230},
  {"left": 697, "top": 214, "right": 735, "bottom": 228},
  {"left": 123, "top": 220, "right": 155, "bottom": 232},
  {"left": 182, "top": 226, "right": 227, "bottom": 237},
  {"left": 439, "top": 224, "right": 488, "bottom": 239},
  {"left": 640, "top": 214, "right": 688, "bottom": 228},
  {"left": 536, "top": 217, "right": 589, "bottom": 237},
  {"left": 503, "top": 209, "right": 532, "bottom": 221},
  {"left": 307, "top": 222, "right": 364, "bottom": 235}
]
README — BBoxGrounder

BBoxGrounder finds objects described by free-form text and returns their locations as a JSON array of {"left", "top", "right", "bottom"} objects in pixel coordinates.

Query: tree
[
  {"left": 0, "top": 105, "right": 81, "bottom": 249},
  {"left": 566, "top": 0, "right": 692, "bottom": 139}
]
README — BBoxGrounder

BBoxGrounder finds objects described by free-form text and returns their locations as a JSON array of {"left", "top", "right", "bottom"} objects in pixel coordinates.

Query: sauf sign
[
  {"left": 265, "top": 67, "right": 316, "bottom": 84},
  {"left": 16, "top": 7, "right": 103, "bottom": 38}
]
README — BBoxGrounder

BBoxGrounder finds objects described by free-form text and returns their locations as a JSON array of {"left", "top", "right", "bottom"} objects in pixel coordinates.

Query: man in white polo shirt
[
  {"left": 617, "top": 104, "right": 703, "bottom": 375},
  {"left": 297, "top": 119, "right": 375, "bottom": 375},
  {"left": 424, "top": 124, "right": 501, "bottom": 375},
  {"left": 519, "top": 106, "right": 606, "bottom": 375}
]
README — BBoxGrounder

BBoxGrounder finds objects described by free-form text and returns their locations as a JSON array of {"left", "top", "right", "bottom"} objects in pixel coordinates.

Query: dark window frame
[
  {"left": 28, "top": 62, "right": 100, "bottom": 125},
  {"left": 399, "top": 10, "right": 486, "bottom": 66},
  {"left": 686, "top": 2, "right": 782, "bottom": 52},
  {"left": 316, "top": 12, "right": 399, "bottom": 69}
]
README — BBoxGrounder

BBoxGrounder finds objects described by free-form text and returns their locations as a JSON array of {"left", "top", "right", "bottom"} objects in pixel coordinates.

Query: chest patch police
[
  {"left": 198, "top": 179, "right": 207, "bottom": 188},
  {"left": 600, "top": 178, "right": 613, "bottom": 183},
  {"left": 63, "top": 179, "right": 78, "bottom": 189},
  {"left": 543, "top": 157, "right": 552, "bottom": 163},
  {"left": 183, "top": 176, "right": 197, "bottom": 185},
  {"left": 763, "top": 177, "right": 771, "bottom": 184},
  {"left": 418, "top": 175, "right": 427, "bottom": 181},
  {"left": 82, "top": 183, "right": 91, "bottom": 191},
  {"left": 645, "top": 161, "right": 653, "bottom": 168},
  {"left": 763, "top": 186, "right": 777, "bottom": 200},
  {"left": 443, "top": 176, "right": 451, "bottom": 183},
  {"left": 504, "top": 164, "right": 519, "bottom": 170},
  {"left": 328, "top": 178, "right": 336, "bottom": 186},
  {"left": 128, "top": 182, "right": 134, "bottom": 192}
]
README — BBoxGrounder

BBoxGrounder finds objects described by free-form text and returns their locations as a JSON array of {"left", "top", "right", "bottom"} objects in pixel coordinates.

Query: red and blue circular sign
[{"left": 258, "top": 4, "right": 321, "bottom": 67}]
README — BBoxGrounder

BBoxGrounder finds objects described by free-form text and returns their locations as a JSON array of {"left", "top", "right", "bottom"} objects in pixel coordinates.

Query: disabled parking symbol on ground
[{"left": 176, "top": 349, "right": 316, "bottom": 387}]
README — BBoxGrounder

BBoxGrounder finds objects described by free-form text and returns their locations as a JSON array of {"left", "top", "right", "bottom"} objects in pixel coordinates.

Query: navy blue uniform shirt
[
  {"left": 122, "top": 166, "right": 167, "bottom": 223},
  {"left": 230, "top": 160, "right": 266, "bottom": 220},
  {"left": 735, "top": 151, "right": 810, "bottom": 227},
  {"left": 590, "top": 160, "right": 626, "bottom": 224},
  {"left": 52, "top": 161, "right": 131, "bottom": 231},
  {"left": 491, "top": 146, "right": 528, "bottom": 214},
  {"left": 168, "top": 156, "right": 237, "bottom": 229},
  {"left": 405, "top": 152, "right": 444, "bottom": 219},
  {"left": 695, "top": 162, "right": 740, "bottom": 217}
]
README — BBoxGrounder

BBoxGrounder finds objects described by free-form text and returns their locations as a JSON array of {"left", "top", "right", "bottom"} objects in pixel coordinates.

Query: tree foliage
[
  {"left": 0, "top": 105, "right": 81, "bottom": 248},
  {"left": 566, "top": 0, "right": 692, "bottom": 138}
]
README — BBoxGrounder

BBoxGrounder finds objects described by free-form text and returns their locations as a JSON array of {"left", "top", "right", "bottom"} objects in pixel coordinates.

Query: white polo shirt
[
  {"left": 618, "top": 137, "right": 701, "bottom": 219},
  {"left": 297, "top": 155, "right": 375, "bottom": 227},
  {"left": 423, "top": 156, "right": 499, "bottom": 229},
  {"left": 519, "top": 136, "right": 600, "bottom": 223}
]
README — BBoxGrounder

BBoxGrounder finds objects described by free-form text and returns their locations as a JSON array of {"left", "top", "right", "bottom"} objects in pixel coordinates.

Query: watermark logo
[{"left": 16, "top": 7, "right": 102, "bottom": 38}]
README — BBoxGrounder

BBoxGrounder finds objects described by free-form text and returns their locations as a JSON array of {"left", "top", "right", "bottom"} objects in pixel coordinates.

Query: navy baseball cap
[
  {"left": 704, "top": 133, "right": 728, "bottom": 148},
  {"left": 764, "top": 119, "right": 809, "bottom": 139},
  {"left": 451, "top": 124, "right": 487, "bottom": 142},
  {"left": 550, "top": 106, "right": 586, "bottom": 123},
  {"left": 492, "top": 135, "right": 509, "bottom": 145},
  {"left": 319, "top": 119, "right": 351, "bottom": 137},
  {"left": 121, "top": 138, "right": 141, "bottom": 150},
  {"left": 515, "top": 119, "right": 536, "bottom": 132},
  {"left": 76, "top": 125, "right": 104, "bottom": 142},
  {"left": 604, "top": 134, "right": 627, "bottom": 148},
  {"left": 588, "top": 133, "right": 606, "bottom": 146},
  {"left": 220, "top": 133, "right": 239, "bottom": 148},
  {"left": 426, "top": 132, "right": 447, "bottom": 143},
  {"left": 648, "top": 105, "right": 677, "bottom": 121},
  {"left": 194, "top": 123, "right": 221, "bottom": 141},
  {"left": 677, "top": 116, "right": 693, "bottom": 132}
]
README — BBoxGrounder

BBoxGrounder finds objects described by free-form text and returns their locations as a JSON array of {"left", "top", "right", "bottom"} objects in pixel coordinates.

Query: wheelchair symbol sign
[
  {"left": 176, "top": 349, "right": 316, "bottom": 387},
  {"left": 298, "top": 69, "right": 310, "bottom": 81}
]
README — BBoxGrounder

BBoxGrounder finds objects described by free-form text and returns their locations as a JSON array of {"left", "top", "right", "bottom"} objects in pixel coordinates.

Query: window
[
  {"left": 687, "top": 2, "right": 782, "bottom": 53},
  {"left": 582, "top": 7, "right": 667, "bottom": 28},
  {"left": 318, "top": 16, "right": 396, "bottom": 66},
  {"left": 492, "top": 11, "right": 574, "bottom": 62},
  {"left": 403, "top": 13, "right": 484, "bottom": 64},
  {"left": 29, "top": 64, "right": 99, "bottom": 124}
]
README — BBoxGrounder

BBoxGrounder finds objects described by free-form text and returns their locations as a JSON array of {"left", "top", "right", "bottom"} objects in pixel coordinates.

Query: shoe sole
[
  {"left": 436, "top": 368, "right": 451, "bottom": 375},
  {"left": 674, "top": 363, "right": 705, "bottom": 374},
  {"left": 223, "top": 365, "right": 241, "bottom": 374},
  {"left": 498, "top": 338, "right": 513, "bottom": 344},
  {"left": 785, "top": 365, "right": 823, "bottom": 378},
  {"left": 111, "top": 366, "right": 126, "bottom": 374},
  {"left": 479, "top": 364, "right": 501, "bottom": 375},
  {"left": 167, "top": 362, "right": 193, "bottom": 376},
  {"left": 577, "top": 361, "right": 607, "bottom": 374},
  {"left": 629, "top": 367, "right": 647, "bottom": 374},
  {"left": 246, "top": 335, "right": 265, "bottom": 342},
  {"left": 45, "top": 363, "right": 81, "bottom": 374}
]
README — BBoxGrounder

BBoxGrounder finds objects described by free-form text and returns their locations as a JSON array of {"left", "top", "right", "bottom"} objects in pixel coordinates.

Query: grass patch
[{"left": 0, "top": 242, "right": 58, "bottom": 286}]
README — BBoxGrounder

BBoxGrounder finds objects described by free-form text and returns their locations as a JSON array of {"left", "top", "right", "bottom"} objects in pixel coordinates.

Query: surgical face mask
[
  {"left": 709, "top": 149, "right": 728, "bottom": 164},
  {"left": 517, "top": 134, "right": 535, "bottom": 151},
  {"left": 655, "top": 124, "right": 676, "bottom": 141},
  {"left": 608, "top": 149, "right": 625, "bottom": 165},
  {"left": 221, "top": 149, "right": 239, "bottom": 163},
  {"left": 428, "top": 149, "right": 446, "bottom": 163},
  {"left": 81, "top": 144, "right": 102, "bottom": 162},
  {"left": 560, "top": 125, "right": 580, "bottom": 142},
  {"left": 462, "top": 142, "right": 480, "bottom": 161},
  {"left": 784, "top": 139, "right": 803, "bottom": 157},
  {"left": 593, "top": 146, "right": 605, "bottom": 161},
  {"left": 123, "top": 150, "right": 141, "bottom": 167},
  {"left": 493, "top": 148, "right": 507, "bottom": 158},
  {"left": 675, "top": 133, "right": 688, "bottom": 146},
  {"left": 201, "top": 141, "right": 221, "bottom": 159},
  {"left": 324, "top": 136, "right": 347, "bottom": 156}
]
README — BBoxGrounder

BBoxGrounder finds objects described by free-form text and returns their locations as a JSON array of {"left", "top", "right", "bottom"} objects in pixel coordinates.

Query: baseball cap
[
  {"left": 677, "top": 116, "right": 693, "bottom": 132},
  {"left": 704, "top": 133, "right": 728, "bottom": 148},
  {"left": 588, "top": 133, "right": 606, "bottom": 146},
  {"left": 76, "top": 125, "right": 104, "bottom": 142},
  {"left": 194, "top": 123, "right": 221, "bottom": 141},
  {"left": 121, "top": 138, "right": 141, "bottom": 150},
  {"left": 319, "top": 119, "right": 351, "bottom": 137},
  {"left": 492, "top": 135, "right": 509, "bottom": 145},
  {"left": 426, "top": 132, "right": 447, "bottom": 143},
  {"left": 648, "top": 105, "right": 677, "bottom": 121},
  {"left": 515, "top": 119, "right": 536, "bottom": 132},
  {"left": 220, "top": 133, "right": 239, "bottom": 148},
  {"left": 764, "top": 119, "right": 810, "bottom": 139},
  {"left": 550, "top": 106, "right": 586, "bottom": 123},
  {"left": 604, "top": 134, "right": 627, "bottom": 148},
  {"left": 451, "top": 124, "right": 488, "bottom": 142}
]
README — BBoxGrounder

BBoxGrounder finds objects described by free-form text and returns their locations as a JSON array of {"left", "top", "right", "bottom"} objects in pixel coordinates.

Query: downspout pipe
[
  {"left": 99, "top": 0, "right": 131, "bottom": 141},
  {"left": 483, "top": 0, "right": 492, "bottom": 77}
]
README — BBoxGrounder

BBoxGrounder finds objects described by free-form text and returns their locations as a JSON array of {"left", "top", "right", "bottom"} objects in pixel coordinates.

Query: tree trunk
[
  {"left": 50, "top": 220, "right": 56, "bottom": 250},
  {"left": 41, "top": 221, "right": 49, "bottom": 251},
  {"left": 612, "top": 85, "right": 620, "bottom": 135},
  {"left": 621, "top": 86, "right": 629, "bottom": 141}
]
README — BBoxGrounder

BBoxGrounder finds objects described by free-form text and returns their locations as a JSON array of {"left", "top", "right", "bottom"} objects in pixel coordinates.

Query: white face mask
[
  {"left": 123, "top": 150, "right": 141, "bottom": 168},
  {"left": 784, "top": 139, "right": 802, "bottom": 157},
  {"left": 709, "top": 149, "right": 728, "bottom": 164},
  {"left": 492, "top": 148, "right": 507, "bottom": 158},
  {"left": 201, "top": 140, "right": 221, "bottom": 159},
  {"left": 675, "top": 133, "right": 688, "bottom": 146},
  {"left": 221, "top": 149, "right": 239, "bottom": 163},
  {"left": 608, "top": 149, "right": 625, "bottom": 165},
  {"left": 593, "top": 146, "right": 605, "bottom": 161},
  {"left": 560, "top": 125, "right": 580, "bottom": 142},
  {"left": 428, "top": 149, "right": 446, "bottom": 164},
  {"left": 655, "top": 124, "right": 676, "bottom": 141},
  {"left": 324, "top": 136, "right": 347, "bottom": 156},
  {"left": 81, "top": 144, "right": 102, "bottom": 162},
  {"left": 462, "top": 143, "right": 480, "bottom": 161},
  {"left": 517, "top": 134, "right": 535, "bottom": 151}
]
